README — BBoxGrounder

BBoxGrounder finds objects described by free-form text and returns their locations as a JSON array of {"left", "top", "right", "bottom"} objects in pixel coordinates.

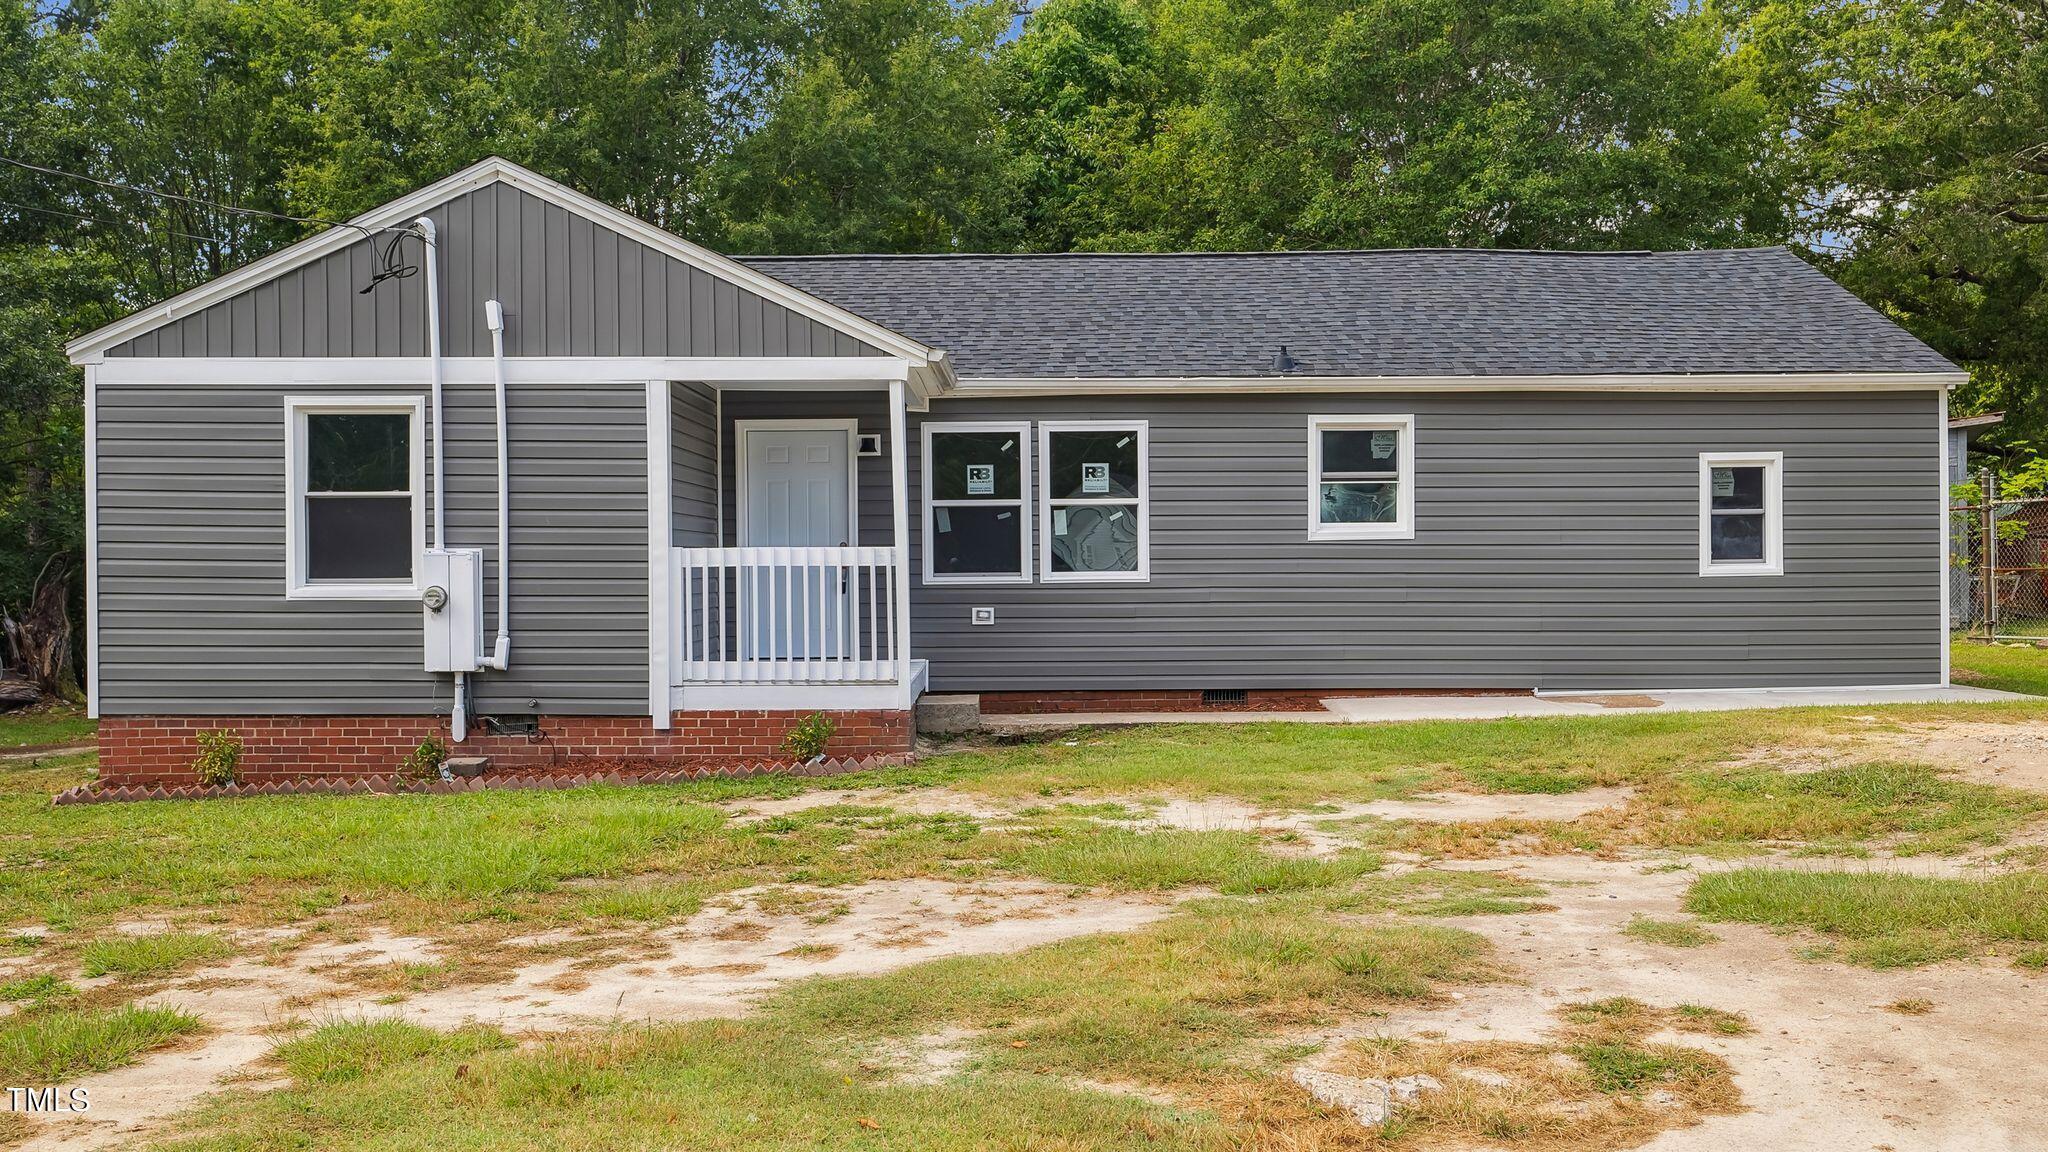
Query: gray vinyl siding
[
  {"left": 107, "top": 182, "right": 884, "bottom": 360},
  {"left": 96, "top": 378, "right": 649, "bottom": 716},
  {"left": 899, "top": 391, "right": 1944, "bottom": 691},
  {"left": 673, "top": 382, "right": 719, "bottom": 546}
]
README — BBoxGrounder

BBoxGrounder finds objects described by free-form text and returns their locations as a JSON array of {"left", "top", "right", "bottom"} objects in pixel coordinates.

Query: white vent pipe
[{"left": 479, "top": 299, "right": 512, "bottom": 671}]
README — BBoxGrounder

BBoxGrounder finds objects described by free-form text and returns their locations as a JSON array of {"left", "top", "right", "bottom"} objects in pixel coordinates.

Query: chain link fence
[{"left": 1953, "top": 473, "right": 2048, "bottom": 641}]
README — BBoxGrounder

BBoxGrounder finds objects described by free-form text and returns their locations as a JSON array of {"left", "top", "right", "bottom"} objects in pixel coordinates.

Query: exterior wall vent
[{"left": 1201, "top": 689, "right": 1248, "bottom": 706}]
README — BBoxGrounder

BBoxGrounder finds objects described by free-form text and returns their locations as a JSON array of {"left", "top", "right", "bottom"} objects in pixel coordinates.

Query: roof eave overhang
[
  {"left": 65, "top": 157, "right": 940, "bottom": 369},
  {"left": 943, "top": 371, "right": 1967, "bottom": 397}
]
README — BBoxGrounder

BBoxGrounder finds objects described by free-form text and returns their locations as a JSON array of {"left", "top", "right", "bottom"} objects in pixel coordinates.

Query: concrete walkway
[{"left": 979, "top": 684, "right": 2030, "bottom": 734}]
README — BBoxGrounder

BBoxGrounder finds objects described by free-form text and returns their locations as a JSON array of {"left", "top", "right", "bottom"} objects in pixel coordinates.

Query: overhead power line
[
  {"left": 0, "top": 197, "right": 239, "bottom": 246},
  {"left": 0, "top": 156, "right": 425, "bottom": 290},
  {"left": 0, "top": 155, "right": 411, "bottom": 239}
]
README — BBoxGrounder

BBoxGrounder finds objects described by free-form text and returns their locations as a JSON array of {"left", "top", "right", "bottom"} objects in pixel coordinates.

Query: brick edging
[{"left": 52, "top": 753, "right": 911, "bottom": 806}]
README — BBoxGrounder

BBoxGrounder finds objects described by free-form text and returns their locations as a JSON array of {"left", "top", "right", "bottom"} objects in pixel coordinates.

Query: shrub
[
  {"left": 193, "top": 730, "right": 242, "bottom": 787},
  {"left": 780, "top": 712, "right": 835, "bottom": 762},
  {"left": 401, "top": 736, "right": 449, "bottom": 779}
]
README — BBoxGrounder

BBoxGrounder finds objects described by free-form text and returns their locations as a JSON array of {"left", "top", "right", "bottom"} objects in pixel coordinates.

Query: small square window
[
  {"left": 286, "top": 398, "right": 423, "bottom": 599},
  {"left": 1699, "top": 452, "right": 1783, "bottom": 576},
  {"left": 1309, "top": 416, "right": 1415, "bottom": 540}
]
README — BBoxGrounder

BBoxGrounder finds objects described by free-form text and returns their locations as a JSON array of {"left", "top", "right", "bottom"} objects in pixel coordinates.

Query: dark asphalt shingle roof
[{"left": 740, "top": 247, "right": 1955, "bottom": 379}]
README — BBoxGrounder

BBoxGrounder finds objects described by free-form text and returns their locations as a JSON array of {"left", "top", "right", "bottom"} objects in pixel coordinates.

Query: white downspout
[
  {"left": 480, "top": 299, "right": 512, "bottom": 671},
  {"left": 415, "top": 216, "right": 464, "bottom": 741}
]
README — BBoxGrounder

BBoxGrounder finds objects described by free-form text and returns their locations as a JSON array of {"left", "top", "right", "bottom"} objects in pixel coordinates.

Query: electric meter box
[{"left": 420, "top": 548, "right": 485, "bottom": 673}]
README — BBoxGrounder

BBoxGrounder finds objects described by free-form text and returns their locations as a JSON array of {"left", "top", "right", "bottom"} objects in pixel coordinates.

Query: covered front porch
[{"left": 648, "top": 364, "right": 931, "bottom": 723}]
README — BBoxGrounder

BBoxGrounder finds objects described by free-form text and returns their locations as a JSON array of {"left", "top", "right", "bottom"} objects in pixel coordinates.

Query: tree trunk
[{"left": 1, "top": 556, "right": 79, "bottom": 703}]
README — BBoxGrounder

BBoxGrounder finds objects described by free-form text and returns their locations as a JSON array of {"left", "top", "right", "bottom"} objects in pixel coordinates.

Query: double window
[
  {"left": 1309, "top": 415, "right": 1415, "bottom": 540},
  {"left": 1040, "top": 421, "right": 1149, "bottom": 582},
  {"left": 285, "top": 397, "right": 424, "bottom": 599},
  {"left": 922, "top": 422, "right": 1031, "bottom": 584},
  {"left": 1699, "top": 451, "right": 1783, "bottom": 577}
]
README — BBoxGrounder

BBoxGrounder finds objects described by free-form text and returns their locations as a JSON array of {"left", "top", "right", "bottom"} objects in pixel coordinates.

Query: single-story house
[{"left": 68, "top": 158, "right": 1964, "bottom": 783}]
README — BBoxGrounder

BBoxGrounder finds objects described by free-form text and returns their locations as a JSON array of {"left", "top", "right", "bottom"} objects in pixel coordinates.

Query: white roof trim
[
  {"left": 949, "top": 371, "right": 1966, "bottom": 396},
  {"left": 65, "top": 157, "right": 938, "bottom": 366}
]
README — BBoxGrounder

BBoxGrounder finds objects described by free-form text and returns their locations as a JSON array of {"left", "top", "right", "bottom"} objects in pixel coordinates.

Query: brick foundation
[
  {"left": 974, "top": 688, "right": 1533, "bottom": 715},
  {"left": 97, "top": 711, "right": 914, "bottom": 787}
]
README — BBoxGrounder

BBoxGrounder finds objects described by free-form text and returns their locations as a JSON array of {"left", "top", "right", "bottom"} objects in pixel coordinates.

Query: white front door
[{"left": 740, "top": 423, "right": 855, "bottom": 658}]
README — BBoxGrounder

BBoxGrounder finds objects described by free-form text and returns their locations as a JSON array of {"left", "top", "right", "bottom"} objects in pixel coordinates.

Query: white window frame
[
  {"left": 284, "top": 395, "right": 426, "bottom": 600},
  {"left": 1308, "top": 414, "right": 1416, "bottom": 541},
  {"left": 1039, "top": 420, "right": 1150, "bottom": 583},
  {"left": 921, "top": 421, "right": 1032, "bottom": 585},
  {"left": 1698, "top": 451, "right": 1784, "bottom": 577}
]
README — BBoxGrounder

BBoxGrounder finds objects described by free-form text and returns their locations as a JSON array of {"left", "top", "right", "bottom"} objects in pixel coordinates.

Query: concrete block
[
  {"left": 444, "top": 755, "right": 492, "bottom": 778},
  {"left": 916, "top": 693, "right": 981, "bottom": 735}
]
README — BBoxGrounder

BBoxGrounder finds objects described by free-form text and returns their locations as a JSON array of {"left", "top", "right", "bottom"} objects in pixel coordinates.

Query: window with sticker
[
  {"left": 1309, "top": 415, "right": 1415, "bottom": 541},
  {"left": 1040, "top": 422, "right": 1148, "bottom": 582},
  {"left": 922, "top": 423, "right": 1030, "bottom": 583}
]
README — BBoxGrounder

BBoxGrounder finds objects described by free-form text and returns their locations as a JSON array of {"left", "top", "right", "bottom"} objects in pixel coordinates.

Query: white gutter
[
  {"left": 416, "top": 216, "right": 465, "bottom": 741},
  {"left": 479, "top": 299, "right": 512, "bottom": 671}
]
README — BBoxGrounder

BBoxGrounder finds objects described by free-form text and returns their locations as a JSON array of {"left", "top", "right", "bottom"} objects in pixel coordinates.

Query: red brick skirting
[
  {"left": 97, "top": 711, "right": 914, "bottom": 787},
  {"left": 975, "top": 688, "right": 1532, "bottom": 715}
]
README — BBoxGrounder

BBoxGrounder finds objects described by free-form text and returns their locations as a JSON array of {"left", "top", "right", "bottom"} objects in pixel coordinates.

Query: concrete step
[{"left": 915, "top": 693, "right": 980, "bottom": 735}]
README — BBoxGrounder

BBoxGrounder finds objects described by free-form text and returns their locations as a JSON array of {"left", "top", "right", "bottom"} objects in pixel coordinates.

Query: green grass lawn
[
  {"left": 1687, "top": 868, "right": 2048, "bottom": 968},
  {"left": 1952, "top": 638, "right": 2048, "bottom": 696},
  {"left": 0, "top": 696, "right": 2044, "bottom": 1147},
  {"left": 0, "top": 704, "right": 94, "bottom": 749}
]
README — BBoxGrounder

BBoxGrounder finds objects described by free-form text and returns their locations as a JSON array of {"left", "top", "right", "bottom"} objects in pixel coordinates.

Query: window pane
[
  {"left": 1709, "top": 466, "right": 1764, "bottom": 511},
  {"left": 308, "top": 413, "right": 410, "bottom": 492},
  {"left": 307, "top": 496, "right": 412, "bottom": 580},
  {"left": 930, "top": 504, "right": 1022, "bottom": 576},
  {"left": 1321, "top": 428, "right": 1400, "bottom": 475},
  {"left": 930, "top": 431, "right": 1022, "bottom": 501},
  {"left": 1321, "top": 481, "right": 1399, "bottom": 524},
  {"left": 1049, "top": 502, "right": 1140, "bottom": 574},
  {"left": 1047, "top": 429, "right": 1139, "bottom": 499},
  {"left": 1709, "top": 512, "right": 1766, "bottom": 562}
]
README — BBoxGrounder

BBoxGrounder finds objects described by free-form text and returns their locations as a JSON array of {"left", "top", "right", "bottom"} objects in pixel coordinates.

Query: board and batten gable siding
[
  {"left": 95, "top": 377, "right": 649, "bottom": 716},
  {"left": 897, "top": 390, "right": 1943, "bottom": 691},
  {"left": 105, "top": 181, "right": 886, "bottom": 359}
]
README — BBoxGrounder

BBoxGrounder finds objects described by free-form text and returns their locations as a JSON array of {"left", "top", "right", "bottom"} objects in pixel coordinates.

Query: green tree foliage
[
  {"left": 705, "top": 0, "right": 1018, "bottom": 253},
  {"left": 998, "top": 0, "right": 1791, "bottom": 251},
  {"left": 1725, "top": 0, "right": 2047, "bottom": 448},
  {"left": 0, "top": 0, "right": 2042, "bottom": 670}
]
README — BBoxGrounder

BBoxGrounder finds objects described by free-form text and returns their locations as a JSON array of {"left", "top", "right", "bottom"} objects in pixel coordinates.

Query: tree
[
  {"left": 705, "top": 0, "right": 1019, "bottom": 253},
  {"left": 997, "top": 0, "right": 1793, "bottom": 251},
  {"left": 1727, "top": 0, "right": 2047, "bottom": 454},
  {"left": 994, "top": 0, "right": 1168, "bottom": 251},
  {"left": 0, "top": 0, "right": 93, "bottom": 696}
]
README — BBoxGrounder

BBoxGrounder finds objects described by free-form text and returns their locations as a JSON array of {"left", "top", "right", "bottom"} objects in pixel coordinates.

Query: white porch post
[
  {"left": 889, "top": 379, "right": 912, "bottom": 702},
  {"left": 646, "top": 379, "right": 673, "bottom": 728}
]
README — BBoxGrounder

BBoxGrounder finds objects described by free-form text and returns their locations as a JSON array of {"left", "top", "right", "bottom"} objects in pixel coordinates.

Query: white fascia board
[
  {"left": 948, "top": 371, "right": 1967, "bottom": 396},
  {"left": 91, "top": 356, "right": 916, "bottom": 387},
  {"left": 67, "top": 157, "right": 938, "bottom": 367}
]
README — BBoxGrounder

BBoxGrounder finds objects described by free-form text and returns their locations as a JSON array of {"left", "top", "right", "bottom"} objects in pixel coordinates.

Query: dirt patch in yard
[
  {"left": 1098, "top": 789, "right": 1637, "bottom": 857},
  {"left": 8, "top": 880, "right": 1177, "bottom": 1152},
  {"left": 1740, "top": 718, "right": 2048, "bottom": 794},
  {"left": 721, "top": 787, "right": 1022, "bottom": 824},
  {"left": 1365, "top": 854, "right": 2048, "bottom": 1150}
]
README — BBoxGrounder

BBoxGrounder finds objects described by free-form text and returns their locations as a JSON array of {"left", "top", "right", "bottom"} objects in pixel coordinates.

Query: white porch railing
[{"left": 672, "top": 546, "right": 900, "bottom": 684}]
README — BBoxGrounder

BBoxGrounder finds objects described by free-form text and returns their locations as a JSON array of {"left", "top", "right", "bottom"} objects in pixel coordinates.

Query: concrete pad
[
  {"left": 979, "top": 685, "right": 2030, "bottom": 734},
  {"left": 981, "top": 710, "right": 1346, "bottom": 735}
]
